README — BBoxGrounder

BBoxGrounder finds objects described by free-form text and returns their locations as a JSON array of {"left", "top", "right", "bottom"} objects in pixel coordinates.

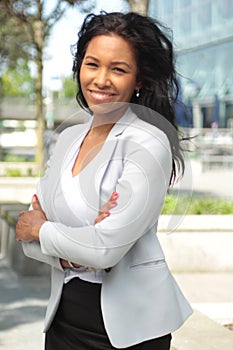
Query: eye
[
  {"left": 85, "top": 62, "right": 98, "bottom": 68},
  {"left": 112, "top": 67, "right": 126, "bottom": 73}
]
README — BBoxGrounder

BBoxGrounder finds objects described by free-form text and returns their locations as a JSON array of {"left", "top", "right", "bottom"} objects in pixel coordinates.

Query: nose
[{"left": 94, "top": 68, "right": 111, "bottom": 88}]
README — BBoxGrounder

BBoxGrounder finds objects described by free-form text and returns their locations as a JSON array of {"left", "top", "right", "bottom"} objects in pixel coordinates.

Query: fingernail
[
  {"left": 112, "top": 192, "right": 118, "bottom": 198},
  {"left": 33, "top": 194, "right": 38, "bottom": 200},
  {"left": 111, "top": 201, "right": 117, "bottom": 205},
  {"left": 104, "top": 211, "right": 110, "bottom": 216}
]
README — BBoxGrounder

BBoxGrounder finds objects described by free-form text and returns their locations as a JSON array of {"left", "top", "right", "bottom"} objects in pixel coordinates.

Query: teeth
[{"left": 91, "top": 91, "right": 113, "bottom": 98}]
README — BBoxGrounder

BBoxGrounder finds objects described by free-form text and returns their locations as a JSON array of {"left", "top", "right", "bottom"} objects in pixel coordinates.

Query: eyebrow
[{"left": 84, "top": 55, "right": 132, "bottom": 69}]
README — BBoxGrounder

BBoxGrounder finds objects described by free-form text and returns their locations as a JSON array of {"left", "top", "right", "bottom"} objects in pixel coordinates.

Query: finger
[
  {"left": 95, "top": 211, "right": 110, "bottom": 224},
  {"left": 111, "top": 192, "right": 119, "bottom": 200},
  {"left": 107, "top": 192, "right": 118, "bottom": 204},
  {"left": 100, "top": 201, "right": 117, "bottom": 215},
  {"left": 31, "top": 194, "right": 42, "bottom": 211},
  {"left": 99, "top": 192, "right": 119, "bottom": 214}
]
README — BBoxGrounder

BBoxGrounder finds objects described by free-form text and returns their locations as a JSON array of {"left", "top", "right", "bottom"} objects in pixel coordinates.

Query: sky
[{"left": 43, "top": 0, "right": 128, "bottom": 90}]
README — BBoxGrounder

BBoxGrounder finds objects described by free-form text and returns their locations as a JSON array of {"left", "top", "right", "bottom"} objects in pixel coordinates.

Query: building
[{"left": 149, "top": 0, "right": 233, "bottom": 129}]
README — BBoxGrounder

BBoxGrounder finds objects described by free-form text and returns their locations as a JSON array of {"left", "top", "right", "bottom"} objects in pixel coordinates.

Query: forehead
[{"left": 84, "top": 34, "right": 137, "bottom": 61}]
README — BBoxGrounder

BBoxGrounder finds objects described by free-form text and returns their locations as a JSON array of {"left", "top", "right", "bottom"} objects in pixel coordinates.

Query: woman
[{"left": 16, "top": 12, "right": 192, "bottom": 350}]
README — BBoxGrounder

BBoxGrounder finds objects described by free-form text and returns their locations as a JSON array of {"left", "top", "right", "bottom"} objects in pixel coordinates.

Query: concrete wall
[
  {"left": 0, "top": 177, "right": 37, "bottom": 203},
  {"left": 158, "top": 215, "right": 233, "bottom": 272}
]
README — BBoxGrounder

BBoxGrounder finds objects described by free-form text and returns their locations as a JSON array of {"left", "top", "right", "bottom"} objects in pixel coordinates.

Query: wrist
[{"left": 32, "top": 220, "right": 46, "bottom": 240}]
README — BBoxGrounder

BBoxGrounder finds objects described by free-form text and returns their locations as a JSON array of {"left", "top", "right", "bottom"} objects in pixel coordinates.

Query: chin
[{"left": 89, "top": 101, "right": 130, "bottom": 119}]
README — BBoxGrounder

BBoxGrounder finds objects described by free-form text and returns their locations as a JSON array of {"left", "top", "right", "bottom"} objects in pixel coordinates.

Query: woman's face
[{"left": 80, "top": 34, "right": 141, "bottom": 109}]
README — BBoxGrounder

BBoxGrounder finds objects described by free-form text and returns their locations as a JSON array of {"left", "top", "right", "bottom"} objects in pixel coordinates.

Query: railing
[
  {"left": 182, "top": 127, "right": 233, "bottom": 170},
  {"left": 201, "top": 154, "right": 233, "bottom": 171}
]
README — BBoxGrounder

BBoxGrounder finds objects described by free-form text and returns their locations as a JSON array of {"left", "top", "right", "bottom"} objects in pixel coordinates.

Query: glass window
[
  {"left": 178, "top": 1, "right": 191, "bottom": 36},
  {"left": 178, "top": 41, "right": 233, "bottom": 100},
  {"left": 221, "top": 0, "right": 233, "bottom": 19},
  {"left": 180, "top": 0, "right": 191, "bottom": 9},
  {"left": 198, "top": 0, "right": 212, "bottom": 30}
]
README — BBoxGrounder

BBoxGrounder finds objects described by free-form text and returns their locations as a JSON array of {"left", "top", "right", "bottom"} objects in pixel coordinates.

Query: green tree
[
  {"left": 61, "top": 76, "right": 77, "bottom": 99},
  {"left": 0, "top": 3, "right": 31, "bottom": 113},
  {"left": 2, "top": 59, "right": 35, "bottom": 97}
]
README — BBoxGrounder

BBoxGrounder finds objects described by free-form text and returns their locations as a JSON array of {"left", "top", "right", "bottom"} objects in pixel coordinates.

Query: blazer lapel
[
  {"left": 96, "top": 108, "right": 138, "bottom": 207},
  {"left": 39, "top": 120, "right": 92, "bottom": 220},
  {"left": 39, "top": 108, "right": 138, "bottom": 218}
]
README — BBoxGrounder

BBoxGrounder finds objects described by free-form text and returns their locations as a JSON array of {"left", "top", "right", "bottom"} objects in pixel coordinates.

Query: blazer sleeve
[
  {"left": 22, "top": 241, "right": 64, "bottom": 271},
  {"left": 21, "top": 159, "right": 64, "bottom": 271},
  {"left": 38, "top": 129, "right": 172, "bottom": 269}
]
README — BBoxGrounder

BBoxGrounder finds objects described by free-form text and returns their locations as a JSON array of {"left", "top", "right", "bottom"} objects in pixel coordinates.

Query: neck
[
  {"left": 90, "top": 102, "right": 129, "bottom": 132},
  {"left": 89, "top": 122, "right": 114, "bottom": 137}
]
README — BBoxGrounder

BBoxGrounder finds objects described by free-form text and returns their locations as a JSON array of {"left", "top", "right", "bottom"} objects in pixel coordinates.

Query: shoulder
[
  {"left": 54, "top": 120, "right": 91, "bottom": 148},
  {"left": 59, "top": 121, "right": 90, "bottom": 140},
  {"left": 124, "top": 113, "right": 172, "bottom": 157},
  {"left": 47, "top": 120, "right": 91, "bottom": 162}
]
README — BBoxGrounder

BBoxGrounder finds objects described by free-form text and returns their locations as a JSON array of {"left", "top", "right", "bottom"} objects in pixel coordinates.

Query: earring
[{"left": 136, "top": 89, "right": 140, "bottom": 98}]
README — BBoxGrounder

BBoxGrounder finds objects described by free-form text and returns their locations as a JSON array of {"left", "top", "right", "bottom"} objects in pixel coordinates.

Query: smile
[{"left": 89, "top": 90, "right": 116, "bottom": 101}]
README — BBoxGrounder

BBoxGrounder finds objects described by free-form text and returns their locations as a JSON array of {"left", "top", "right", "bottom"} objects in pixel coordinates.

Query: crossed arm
[
  {"left": 16, "top": 192, "right": 118, "bottom": 268},
  {"left": 16, "top": 133, "right": 171, "bottom": 270}
]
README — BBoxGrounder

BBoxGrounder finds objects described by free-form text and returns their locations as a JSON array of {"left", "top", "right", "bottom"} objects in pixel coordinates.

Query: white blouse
[{"left": 54, "top": 144, "right": 105, "bottom": 284}]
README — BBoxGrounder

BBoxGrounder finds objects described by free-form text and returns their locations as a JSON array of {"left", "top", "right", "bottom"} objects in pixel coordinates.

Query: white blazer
[{"left": 23, "top": 108, "right": 192, "bottom": 348}]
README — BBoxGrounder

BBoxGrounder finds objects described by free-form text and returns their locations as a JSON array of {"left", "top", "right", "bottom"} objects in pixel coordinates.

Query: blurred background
[
  {"left": 0, "top": 2, "right": 233, "bottom": 350},
  {"left": 0, "top": 0, "right": 232, "bottom": 205}
]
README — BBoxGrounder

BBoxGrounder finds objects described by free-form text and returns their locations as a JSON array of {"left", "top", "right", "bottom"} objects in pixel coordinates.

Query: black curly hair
[{"left": 72, "top": 12, "right": 184, "bottom": 184}]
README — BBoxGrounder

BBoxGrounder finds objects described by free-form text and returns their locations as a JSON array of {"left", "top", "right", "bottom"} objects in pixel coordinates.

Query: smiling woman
[
  {"left": 70, "top": 33, "right": 143, "bottom": 176},
  {"left": 79, "top": 34, "right": 141, "bottom": 109},
  {"left": 17, "top": 11, "right": 192, "bottom": 350}
]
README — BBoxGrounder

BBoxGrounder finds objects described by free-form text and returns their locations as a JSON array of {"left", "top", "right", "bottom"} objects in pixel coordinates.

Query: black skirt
[{"left": 45, "top": 278, "right": 171, "bottom": 350}]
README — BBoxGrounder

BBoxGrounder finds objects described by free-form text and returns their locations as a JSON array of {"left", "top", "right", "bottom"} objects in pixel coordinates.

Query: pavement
[
  {"left": 0, "top": 258, "right": 233, "bottom": 350},
  {"left": 172, "top": 273, "right": 233, "bottom": 350},
  {"left": 0, "top": 260, "right": 49, "bottom": 350}
]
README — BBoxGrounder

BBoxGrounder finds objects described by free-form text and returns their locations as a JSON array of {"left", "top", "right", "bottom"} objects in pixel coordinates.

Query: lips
[{"left": 89, "top": 89, "right": 116, "bottom": 102}]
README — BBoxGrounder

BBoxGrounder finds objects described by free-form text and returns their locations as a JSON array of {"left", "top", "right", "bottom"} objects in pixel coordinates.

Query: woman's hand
[
  {"left": 60, "top": 192, "right": 119, "bottom": 269},
  {"left": 15, "top": 195, "right": 47, "bottom": 242},
  {"left": 95, "top": 191, "right": 118, "bottom": 224}
]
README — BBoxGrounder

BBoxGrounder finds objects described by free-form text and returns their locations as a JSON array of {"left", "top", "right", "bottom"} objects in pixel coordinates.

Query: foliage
[
  {"left": 61, "top": 75, "right": 77, "bottom": 98},
  {"left": 4, "top": 154, "right": 31, "bottom": 162},
  {"left": 0, "top": 3, "right": 31, "bottom": 68},
  {"left": 162, "top": 194, "right": 233, "bottom": 215},
  {"left": 5, "top": 168, "right": 22, "bottom": 177},
  {"left": 2, "top": 59, "right": 35, "bottom": 97}
]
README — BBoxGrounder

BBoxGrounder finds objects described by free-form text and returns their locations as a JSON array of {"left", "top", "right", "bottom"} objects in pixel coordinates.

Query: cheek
[
  {"left": 80, "top": 63, "right": 93, "bottom": 84},
  {"left": 79, "top": 65, "right": 86, "bottom": 86},
  {"left": 122, "top": 79, "right": 137, "bottom": 95}
]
